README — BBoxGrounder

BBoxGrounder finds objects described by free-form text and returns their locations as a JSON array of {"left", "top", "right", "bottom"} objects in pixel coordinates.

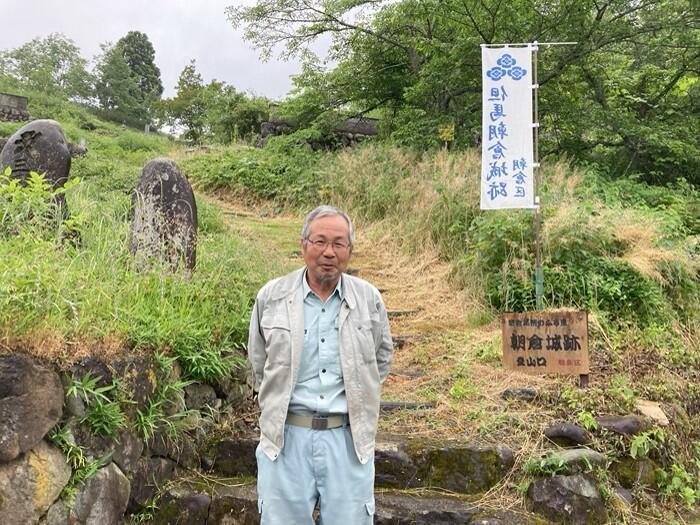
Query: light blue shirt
[{"left": 288, "top": 272, "right": 348, "bottom": 415}]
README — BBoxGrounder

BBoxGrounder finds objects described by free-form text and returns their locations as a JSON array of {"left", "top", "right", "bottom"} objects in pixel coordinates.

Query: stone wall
[
  {"left": 0, "top": 352, "right": 248, "bottom": 525},
  {"left": 258, "top": 116, "right": 379, "bottom": 149},
  {"left": 0, "top": 92, "right": 31, "bottom": 122}
]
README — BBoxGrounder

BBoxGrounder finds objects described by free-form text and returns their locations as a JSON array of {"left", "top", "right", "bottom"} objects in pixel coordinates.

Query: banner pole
[{"left": 533, "top": 42, "right": 544, "bottom": 310}]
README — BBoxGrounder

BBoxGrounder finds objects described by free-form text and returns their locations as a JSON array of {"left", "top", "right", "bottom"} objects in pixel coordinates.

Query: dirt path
[{"left": 202, "top": 194, "right": 554, "bottom": 448}]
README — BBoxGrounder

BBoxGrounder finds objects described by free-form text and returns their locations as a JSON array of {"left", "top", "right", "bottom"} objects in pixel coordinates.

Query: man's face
[{"left": 301, "top": 214, "right": 352, "bottom": 286}]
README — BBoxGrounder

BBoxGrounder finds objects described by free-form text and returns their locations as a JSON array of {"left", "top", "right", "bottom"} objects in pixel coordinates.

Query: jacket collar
[{"left": 271, "top": 267, "right": 356, "bottom": 308}]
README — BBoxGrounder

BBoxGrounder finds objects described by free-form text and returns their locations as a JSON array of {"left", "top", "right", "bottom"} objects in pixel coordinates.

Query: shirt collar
[{"left": 302, "top": 269, "right": 343, "bottom": 301}]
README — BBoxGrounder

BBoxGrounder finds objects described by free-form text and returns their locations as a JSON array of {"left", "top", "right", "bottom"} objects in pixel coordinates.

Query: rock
[
  {"left": 0, "top": 119, "right": 71, "bottom": 192},
  {"left": 213, "top": 437, "right": 258, "bottom": 477},
  {"left": 68, "top": 143, "right": 88, "bottom": 158},
  {"left": 208, "top": 486, "right": 260, "bottom": 525},
  {"left": 185, "top": 383, "right": 218, "bottom": 411},
  {"left": 0, "top": 440, "right": 72, "bottom": 524},
  {"left": 542, "top": 448, "right": 606, "bottom": 474},
  {"left": 112, "top": 428, "right": 144, "bottom": 475},
  {"left": 419, "top": 443, "right": 515, "bottom": 493},
  {"left": 154, "top": 489, "right": 211, "bottom": 525},
  {"left": 129, "top": 158, "right": 198, "bottom": 272},
  {"left": 0, "top": 354, "right": 64, "bottom": 462},
  {"left": 68, "top": 420, "right": 116, "bottom": 463},
  {"left": 64, "top": 390, "right": 86, "bottom": 419},
  {"left": 111, "top": 355, "right": 158, "bottom": 417},
  {"left": 526, "top": 474, "right": 608, "bottom": 525},
  {"left": 73, "top": 462, "right": 131, "bottom": 525},
  {"left": 612, "top": 485, "right": 633, "bottom": 508},
  {"left": 500, "top": 387, "right": 537, "bottom": 402},
  {"left": 596, "top": 415, "right": 647, "bottom": 436},
  {"left": 68, "top": 356, "right": 113, "bottom": 389},
  {"left": 128, "top": 457, "right": 177, "bottom": 512},
  {"left": 545, "top": 423, "right": 592, "bottom": 446},
  {"left": 375, "top": 439, "right": 420, "bottom": 489},
  {"left": 147, "top": 431, "right": 200, "bottom": 470},
  {"left": 635, "top": 400, "right": 669, "bottom": 426},
  {"left": 39, "top": 499, "right": 71, "bottom": 525},
  {"left": 213, "top": 359, "right": 249, "bottom": 406},
  {"left": 611, "top": 456, "right": 657, "bottom": 488}
]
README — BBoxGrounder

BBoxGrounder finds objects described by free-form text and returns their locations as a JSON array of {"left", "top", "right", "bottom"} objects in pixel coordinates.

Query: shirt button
[
  {"left": 322, "top": 308, "right": 326, "bottom": 312},
  {"left": 320, "top": 395, "right": 325, "bottom": 399},
  {"left": 321, "top": 338, "right": 325, "bottom": 343},
  {"left": 322, "top": 368, "right": 327, "bottom": 373}
]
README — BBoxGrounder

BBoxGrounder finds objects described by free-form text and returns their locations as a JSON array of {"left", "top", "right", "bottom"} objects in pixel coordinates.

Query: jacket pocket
[{"left": 261, "top": 320, "right": 292, "bottom": 366}]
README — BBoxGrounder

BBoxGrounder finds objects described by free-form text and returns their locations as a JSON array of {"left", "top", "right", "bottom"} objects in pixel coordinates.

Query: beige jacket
[{"left": 248, "top": 267, "right": 393, "bottom": 464}]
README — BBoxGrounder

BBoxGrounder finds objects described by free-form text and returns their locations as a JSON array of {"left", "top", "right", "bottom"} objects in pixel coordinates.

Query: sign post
[
  {"left": 501, "top": 310, "right": 589, "bottom": 381},
  {"left": 481, "top": 42, "right": 576, "bottom": 310}
]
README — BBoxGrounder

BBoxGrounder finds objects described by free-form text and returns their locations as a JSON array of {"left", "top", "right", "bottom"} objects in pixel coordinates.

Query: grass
[{"left": 0, "top": 96, "right": 280, "bottom": 378}]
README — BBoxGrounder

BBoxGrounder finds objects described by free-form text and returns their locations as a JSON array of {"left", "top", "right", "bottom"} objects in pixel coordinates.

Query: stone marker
[
  {"left": 0, "top": 354, "right": 63, "bottom": 462},
  {"left": 129, "top": 158, "right": 197, "bottom": 272},
  {"left": 0, "top": 119, "right": 72, "bottom": 206}
]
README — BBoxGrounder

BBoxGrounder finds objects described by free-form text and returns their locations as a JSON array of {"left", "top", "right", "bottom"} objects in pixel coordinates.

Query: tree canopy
[
  {"left": 0, "top": 33, "right": 91, "bottom": 100},
  {"left": 229, "top": 0, "right": 700, "bottom": 184},
  {"left": 159, "top": 60, "right": 269, "bottom": 143},
  {"left": 116, "top": 31, "right": 164, "bottom": 103}
]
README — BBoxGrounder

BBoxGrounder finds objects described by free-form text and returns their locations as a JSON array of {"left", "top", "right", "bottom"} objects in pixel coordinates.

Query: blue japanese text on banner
[{"left": 480, "top": 46, "right": 534, "bottom": 210}]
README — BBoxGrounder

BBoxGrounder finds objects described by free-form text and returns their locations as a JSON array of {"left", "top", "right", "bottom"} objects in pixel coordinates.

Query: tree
[
  {"left": 0, "top": 33, "right": 92, "bottom": 100},
  {"left": 162, "top": 60, "right": 207, "bottom": 141},
  {"left": 115, "top": 31, "right": 164, "bottom": 103},
  {"left": 94, "top": 43, "right": 143, "bottom": 124},
  {"left": 229, "top": 0, "right": 700, "bottom": 184}
]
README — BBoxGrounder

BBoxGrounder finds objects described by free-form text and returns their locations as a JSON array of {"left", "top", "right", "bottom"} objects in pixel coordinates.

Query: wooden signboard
[{"left": 501, "top": 310, "right": 589, "bottom": 375}]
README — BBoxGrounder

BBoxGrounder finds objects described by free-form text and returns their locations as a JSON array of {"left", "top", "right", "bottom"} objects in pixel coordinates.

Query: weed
[
  {"left": 473, "top": 338, "right": 501, "bottom": 365},
  {"left": 577, "top": 411, "right": 599, "bottom": 432},
  {"left": 524, "top": 453, "right": 569, "bottom": 477},
  {"left": 630, "top": 429, "right": 666, "bottom": 459},
  {"left": 449, "top": 378, "right": 477, "bottom": 400},
  {"left": 67, "top": 373, "right": 126, "bottom": 437}
]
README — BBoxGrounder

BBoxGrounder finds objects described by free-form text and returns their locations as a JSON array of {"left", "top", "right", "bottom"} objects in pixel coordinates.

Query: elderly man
[{"left": 248, "top": 205, "right": 393, "bottom": 524}]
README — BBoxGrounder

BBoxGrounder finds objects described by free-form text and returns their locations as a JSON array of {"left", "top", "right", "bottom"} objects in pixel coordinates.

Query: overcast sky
[{"left": 0, "top": 0, "right": 321, "bottom": 100}]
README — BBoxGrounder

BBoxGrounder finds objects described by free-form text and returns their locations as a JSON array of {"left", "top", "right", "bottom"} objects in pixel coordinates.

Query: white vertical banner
[{"left": 480, "top": 45, "right": 535, "bottom": 209}]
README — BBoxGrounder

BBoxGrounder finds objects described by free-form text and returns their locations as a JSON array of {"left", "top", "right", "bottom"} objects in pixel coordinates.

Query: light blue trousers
[{"left": 256, "top": 424, "right": 375, "bottom": 524}]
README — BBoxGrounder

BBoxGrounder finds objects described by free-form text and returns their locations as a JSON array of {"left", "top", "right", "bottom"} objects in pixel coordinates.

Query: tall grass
[
  {"left": 0, "top": 94, "right": 269, "bottom": 377},
  {"left": 185, "top": 141, "right": 698, "bottom": 336}
]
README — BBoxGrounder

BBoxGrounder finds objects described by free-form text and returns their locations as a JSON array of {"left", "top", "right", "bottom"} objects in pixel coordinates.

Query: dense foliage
[
  {"left": 158, "top": 60, "right": 269, "bottom": 143},
  {"left": 230, "top": 0, "right": 700, "bottom": 185}
]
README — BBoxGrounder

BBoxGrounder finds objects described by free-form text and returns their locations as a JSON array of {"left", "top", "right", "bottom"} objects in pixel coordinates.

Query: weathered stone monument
[
  {"left": 129, "top": 158, "right": 197, "bottom": 272},
  {"left": 0, "top": 119, "right": 72, "bottom": 187},
  {"left": 0, "top": 119, "right": 72, "bottom": 216}
]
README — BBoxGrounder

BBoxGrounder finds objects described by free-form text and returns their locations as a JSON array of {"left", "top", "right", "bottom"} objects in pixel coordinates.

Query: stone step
[
  {"left": 387, "top": 309, "right": 420, "bottom": 319},
  {"left": 212, "top": 434, "right": 514, "bottom": 495},
  {"left": 391, "top": 335, "right": 416, "bottom": 350},
  {"left": 388, "top": 369, "right": 423, "bottom": 378},
  {"left": 380, "top": 400, "right": 433, "bottom": 411},
  {"left": 152, "top": 480, "right": 542, "bottom": 525}
]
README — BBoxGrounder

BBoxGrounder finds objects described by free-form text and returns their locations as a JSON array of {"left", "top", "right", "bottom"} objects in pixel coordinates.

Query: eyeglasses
[{"left": 305, "top": 238, "right": 350, "bottom": 252}]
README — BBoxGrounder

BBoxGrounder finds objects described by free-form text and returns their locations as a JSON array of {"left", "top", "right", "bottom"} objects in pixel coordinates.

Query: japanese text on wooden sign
[
  {"left": 480, "top": 45, "right": 534, "bottom": 209},
  {"left": 501, "top": 310, "right": 589, "bottom": 375}
]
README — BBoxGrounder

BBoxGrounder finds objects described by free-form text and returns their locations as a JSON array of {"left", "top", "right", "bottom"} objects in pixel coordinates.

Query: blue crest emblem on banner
[{"left": 487, "top": 53, "right": 528, "bottom": 81}]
